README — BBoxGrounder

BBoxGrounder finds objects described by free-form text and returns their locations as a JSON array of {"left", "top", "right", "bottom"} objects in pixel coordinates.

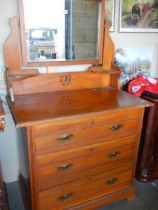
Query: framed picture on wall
[
  {"left": 119, "top": 0, "right": 158, "bottom": 32},
  {"left": 114, "top": 47, "right": 153, "bottom": 86},
  {"left": 0, "top": 66, "right": 9, "bottom": 113},
  {"left": 105, "top": 0, "right": 115, "bottom": 32}
]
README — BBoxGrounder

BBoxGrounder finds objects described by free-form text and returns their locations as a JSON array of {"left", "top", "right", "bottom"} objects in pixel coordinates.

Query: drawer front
[
  {"left": 34, "top": 109, "right": 140, "bottom": 137},
  {"left": 35, "top": 118, "right": 139, "bottom": 155},
  {"left": 38, "top": 165, "right": 133, "bottom": 210},
  {"left": 36, "top": 139, "right": 135, "bottom": 190}
]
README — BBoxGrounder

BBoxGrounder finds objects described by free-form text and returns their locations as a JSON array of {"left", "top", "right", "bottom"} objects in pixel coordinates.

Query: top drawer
[
  {"left": 33, "top": 108, "right": 140, "bottom": 137},
  {"left": 35, "top": 118, "right": 139, "bottom": 155},
  {"left": 33, "top": 109, "right": 141, "bottom": 154}
]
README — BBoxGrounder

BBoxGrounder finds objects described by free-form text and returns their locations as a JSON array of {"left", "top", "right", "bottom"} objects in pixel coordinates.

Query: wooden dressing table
[{"left": 4, "top": 0, "right": 151, "bottom": 209}]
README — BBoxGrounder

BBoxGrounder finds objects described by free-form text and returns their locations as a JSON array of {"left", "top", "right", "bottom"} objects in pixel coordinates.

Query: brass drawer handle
[
  {"left": 107, "top": 151, "right": 120, "bottom": 158},
  {"left": 58, "top": 192, "right": 73, "bottom": 201},
  {"left": 106, "top": 178, "right": 118, "bottom": 185},
  {"left": 57, "top": 134, "right": 74, "bottom": 142},
  {"left": 57, "top": 163, "right": 73, "bottom": 171},
  {"left": 111, "top": 124, "right": 123, "bottom": 132}
]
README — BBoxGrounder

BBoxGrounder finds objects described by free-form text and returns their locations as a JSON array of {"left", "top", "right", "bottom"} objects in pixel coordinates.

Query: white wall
[
  {"left": 111, "top": 0, "right": 158, "bottom": 77},
  {"left": 0, "top": 113, "right": 20, "bottom": 183},
  {"left": 0, "top": 0, "right": 18, "bottom": 64},
  {"left": 112, "top": 34, "right": 158, "bottom": 77},
  {"left": 0, "top": 0, "right": 20, "bottom": 183},
  {"left": 0, "top": 0, "right": 158, "bottom": 183}
]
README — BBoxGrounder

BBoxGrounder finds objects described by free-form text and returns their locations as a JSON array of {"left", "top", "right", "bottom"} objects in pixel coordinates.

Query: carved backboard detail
[{"left": 60, "top": 75, "right": 71, "bottom": 86}]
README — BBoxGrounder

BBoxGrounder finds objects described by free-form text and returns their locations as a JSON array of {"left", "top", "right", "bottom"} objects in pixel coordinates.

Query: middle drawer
[{"left": 36, "top": 138, "right": 135, "bottom": 190}]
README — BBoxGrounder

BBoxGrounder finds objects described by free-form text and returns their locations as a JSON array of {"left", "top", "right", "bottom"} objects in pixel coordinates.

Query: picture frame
[
  {"left": 119, "top": 0, "right": 158, "bottom": 32},
  {"left": 114, "top": 47, "right": 153, "bottom": 86},
  {"left": 0, "top": 66, "right": 9, "bottom": 113},
  {"left": 105, "top": 0, "right": 115, "bottom": 32}
]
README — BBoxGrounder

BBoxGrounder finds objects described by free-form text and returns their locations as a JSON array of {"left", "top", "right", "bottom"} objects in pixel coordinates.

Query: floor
[{"left": 6, "top": 180, "right": 158, "bottom": 210}]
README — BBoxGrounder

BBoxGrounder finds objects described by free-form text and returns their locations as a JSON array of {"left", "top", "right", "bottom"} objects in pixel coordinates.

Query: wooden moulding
[
  {"left": 19, "top": 176, "right": 136, "bottom": 210},
  {"left": 3, "top": 16, "right": 39, "bottom": 101},
  {"left": 3, "top": 17, "right": 120, "bottom": 100},
  {"left": 67, "top": 186, "right": 136, "bottom": 210},
  {"left": 3, "top": 16, "right": 21, "bottom": 72},
  {"left": 88, "top": 21, "right": 121, "bottom": 89},
  {"left": 10, "top": 71, "right": 111, "bottom": 95}
]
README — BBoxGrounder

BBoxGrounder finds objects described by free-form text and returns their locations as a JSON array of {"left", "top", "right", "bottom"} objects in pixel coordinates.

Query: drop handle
[
  {"left": 111, "top": 124, "right": 123, "bottom": 132},
  {"left": 57, "top": 134, "right": 74, "bottom": 142},
  {"left": 106, "top": 178, "right": 118, "bottom": 185},
  {"left": 107, "top": 151, "right": 120, "bottom": 158},
  {"left": 58, "top": 192, "right": 73, "bottom": 201},
  {"left": 57, "top": 163, "right": 73, "bottom": 171}
]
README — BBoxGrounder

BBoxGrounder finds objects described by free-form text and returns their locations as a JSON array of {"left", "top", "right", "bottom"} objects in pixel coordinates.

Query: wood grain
[
  {"left": 33, "top": 107, "right": 139, "bottom": 136},
  {"left": 0, "top": 100, "right": 5, "bottom": 131},
  {"left": 7, "top": 88, "right": 151, "bottom": 127},
  {"left": 10, "top": 71, "right": 109, "bottom": 95},
  {"left": 3, "top": 2, "right": 152, "bottom": 209},
  {"left": 36, "top": 140, "right": 135, "bottom": 190},
  {"left": 34, "top": 118, "right": 139, "bottom": 155},
  {"left": 38, "top": 165, "right": 133, "bottom": 210}
]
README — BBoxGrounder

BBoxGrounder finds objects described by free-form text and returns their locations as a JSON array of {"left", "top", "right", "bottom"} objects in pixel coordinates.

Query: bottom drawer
[{"left": 38, "top": 164, "right": 133, "bottom": 210}]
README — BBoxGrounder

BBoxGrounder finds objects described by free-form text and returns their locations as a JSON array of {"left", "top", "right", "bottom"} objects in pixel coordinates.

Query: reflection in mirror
[{"left": 21, "top": 0, "right": 103, "bottom": 63}]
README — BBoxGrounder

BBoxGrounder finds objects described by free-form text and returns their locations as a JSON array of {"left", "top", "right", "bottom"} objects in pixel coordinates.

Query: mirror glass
[{"left": 21, "top": 0, "right": 103, "bottom": 64}]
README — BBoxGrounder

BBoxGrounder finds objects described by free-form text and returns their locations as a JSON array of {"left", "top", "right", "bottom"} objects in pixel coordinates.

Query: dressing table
[{"left": 4, "top": 0, "right": 151, "bottom": 209}]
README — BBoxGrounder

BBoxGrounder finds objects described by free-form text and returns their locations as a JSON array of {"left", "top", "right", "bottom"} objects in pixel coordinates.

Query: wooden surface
[
  {"left": 25, "top": 101, "right": 146, "bottom": 210},
  {"left": 8, "top": 71, "right": 111, "bottom": 96},
  {"left": 6, "top": 88, "right": 151, "bottom": 209},
  {"left": 38, "top": 165, "right": 133, "bottom": 210},
  {"left": 7, "top": 88, "right": 150, "bottom": 210},
  {"left": 36, "top": 140, "right": 135, "bottom": 190},
  {"left": 0, "top": 100, "right": 5, "bottom": 132},
  {"left": 136, "top": 95, "right": 158, "bottom": 182},
  {"left": 7, "top": 88, "right": 150, "bottom": 127},
  {"left": 3, "top": 17, "right": 121, "bottom": 101},
  {"left": 3, "top": 4, "right": 151, "bottom": 209},
  {"left": 3, "top": 16, "right": 21, "bottom": 72}
]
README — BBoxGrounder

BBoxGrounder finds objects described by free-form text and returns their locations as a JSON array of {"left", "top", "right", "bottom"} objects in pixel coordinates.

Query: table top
[{"left": 7, "top": 87, "right": 151, "bottom": 127}]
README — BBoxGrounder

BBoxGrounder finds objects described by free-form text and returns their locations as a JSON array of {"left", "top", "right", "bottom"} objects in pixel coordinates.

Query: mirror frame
[{"left": 18, "top": 0, "right": 105, "bottom": 67}]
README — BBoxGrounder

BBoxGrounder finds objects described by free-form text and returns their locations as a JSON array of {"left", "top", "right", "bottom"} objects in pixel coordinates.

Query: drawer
[
  {"left": 34, "top": 108, "right": 140, "bottom": 137},
  {"left": 36, "top": 138, "right": 135, "bottom": 190},
  {"left": 35, "top": 118, "right": 139, "bottom": 155},
  {"left": 38, "top": 165, "right": 133, "bottom": 210}
]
